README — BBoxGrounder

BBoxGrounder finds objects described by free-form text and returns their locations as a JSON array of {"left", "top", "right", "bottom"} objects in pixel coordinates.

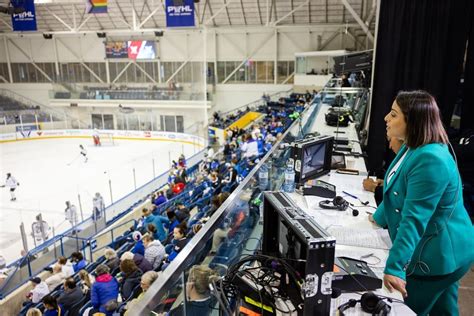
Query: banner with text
[
  {"left": 11, "top": 0, "right": 37, "bottom": 31},
  {"left": 165, "top": 0, "right": 195, "bottom": 28}
]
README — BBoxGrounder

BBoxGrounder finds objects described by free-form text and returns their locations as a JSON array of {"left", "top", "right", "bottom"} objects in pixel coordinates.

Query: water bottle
[
  {"left": 258, "top": 163, "right": 269, "bottom": 190},
  {"left": 283, "top": 161, "right": 296, "bottom": 193}
]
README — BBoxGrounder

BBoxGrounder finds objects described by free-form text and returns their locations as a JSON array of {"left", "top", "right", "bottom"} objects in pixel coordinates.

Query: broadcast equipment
[
  {"left": 290, "top": 135, "right": 334, "bottom": 185},
  {"left": 262, "top": 192, "right": 335, "bottom": 316}
]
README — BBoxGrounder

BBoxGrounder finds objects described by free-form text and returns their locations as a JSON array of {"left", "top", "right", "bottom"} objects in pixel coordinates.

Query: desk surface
[{"left": 286, "top": 104, "right": 415, "bottom": 315}]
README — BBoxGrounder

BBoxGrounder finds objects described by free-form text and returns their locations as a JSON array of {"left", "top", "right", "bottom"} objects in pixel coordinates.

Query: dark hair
[
  {"left": 64, "top": 277, "right": 76, "bottom": 289},
  {"left": 120, "top": 259, "right": 138, "bottom": 276},
  {"left": 147, "top": 223, "right": 157, "bottom": 234},
  {"left": 166, "top": 209, "right": 176, "bottom": 220},
  {"left": 395, "top": 90, "right": 448, "bottom": 148},
  {"left": 71, "top": 252, "right": 83, "bottom": 261},
  {"left": 42, "top": 295, "right": 58, "bottom": 309},
  {"left": 174, "top": 222, "right": 187, "bottom": 236}
]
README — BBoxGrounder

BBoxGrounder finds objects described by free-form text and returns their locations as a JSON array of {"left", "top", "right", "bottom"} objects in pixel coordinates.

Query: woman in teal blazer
[{"left": 371, "top": 90, "right": 474, "bottom": 315}]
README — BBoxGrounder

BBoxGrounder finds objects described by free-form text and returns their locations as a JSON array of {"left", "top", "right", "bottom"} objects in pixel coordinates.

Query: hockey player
[
  {"left": 31, "top": 215, "right": 50, "bottom": 247},
  {"left": 1, "top": 173, "right": 19, "bottom": 201},
  {"left": 65, "top": 201, "right": 78, "bottom": 232},
  {"left": 92, "top": 192, "right": 105, "bottom": 220},
  {"left": 79, "top": 145, "right": 88, "bottom": 163}
]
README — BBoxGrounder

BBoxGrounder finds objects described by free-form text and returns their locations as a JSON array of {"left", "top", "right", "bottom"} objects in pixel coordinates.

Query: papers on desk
[{"left": 327, "top": 227, "right": 392, "bottom": 250}]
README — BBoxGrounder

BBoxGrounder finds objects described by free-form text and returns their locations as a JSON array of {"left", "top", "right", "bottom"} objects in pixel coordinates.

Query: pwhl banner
[
  {"left": 86, "top": 0, "right": 107, "bottom": 14},
  {"left": 165, "top": 0, "right": 195, "bottom": 27},
  {"left": 11, "top": 0, "right": 37, "bottom": 31}
]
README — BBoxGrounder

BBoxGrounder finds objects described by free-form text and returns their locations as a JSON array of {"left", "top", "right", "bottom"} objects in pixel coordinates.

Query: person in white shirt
[
  {"left": 241, "top": 134, "right": 259, "bottom": 158},
  {"left": 57, "top": 256, "right": 74, "bottom": 277},
  {"left": 28, "top": 277, "right": 50, "bottom": 304},
  {"left": 65, "top": 201, "right": 78, "bottom": 231},
  {"left": 92, "top": 192, "right": 105, "bottom": 220},
  {"left": 2, "top": 173, "right": 19, "bottom": 201},
  {"left": 45, "top": 264, "right": 66, "bottom": 291},
  {"left": 31, "top": 215, "right": 50, "bottom": 247}
]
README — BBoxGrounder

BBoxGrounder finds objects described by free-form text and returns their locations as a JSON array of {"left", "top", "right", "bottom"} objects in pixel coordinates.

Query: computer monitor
[
  {"left": 262, "top": 192, "right": 336, "bottom": 316},
  {"left": 291, "top": 135, "right": 334, "bottom": 184}
]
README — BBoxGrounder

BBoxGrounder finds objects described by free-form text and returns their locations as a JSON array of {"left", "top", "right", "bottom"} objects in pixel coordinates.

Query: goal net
[{"left": 93, "top": 132, "right": 115, "bottom": 146}]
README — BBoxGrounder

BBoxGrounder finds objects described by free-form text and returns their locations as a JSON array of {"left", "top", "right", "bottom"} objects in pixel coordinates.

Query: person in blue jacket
[
  {"left": 70, "top": 252, "right": 87, "bottom": 273},
  {"left": 370, "top": 90, "right": 474, "bottom": 315},
  {"left": 142, "top": 207, "right": 169, "bottom": 242},
  {"left": 131, "top": 231, "right": 145, "bottom": 256},
  {"left": 90, "top": 264, "right": 119, "bottom": 316}
]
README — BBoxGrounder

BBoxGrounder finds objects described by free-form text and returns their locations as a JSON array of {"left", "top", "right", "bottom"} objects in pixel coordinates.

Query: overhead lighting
[
  {"left": 43, "top": 33, "right": 53, "bottom": 39},
  {"left": 97, "top": 32, "right": 106, "bottom": 38},
  {"left": 154, "top": 31, "right": 164, "bottom": 37}
]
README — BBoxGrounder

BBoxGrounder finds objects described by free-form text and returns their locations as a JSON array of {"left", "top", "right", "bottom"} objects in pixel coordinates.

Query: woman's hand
[
  {"left": 383, "top": 274, "right": 407, "bottom": 298},
  {"left": 363, "top": 178, "right": 379, "bottom": 192}
]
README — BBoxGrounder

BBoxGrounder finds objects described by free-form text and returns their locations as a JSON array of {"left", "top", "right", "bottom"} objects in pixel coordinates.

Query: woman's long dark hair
[{"left": 395, "top": 90, "right": 449, "bottom": 148}]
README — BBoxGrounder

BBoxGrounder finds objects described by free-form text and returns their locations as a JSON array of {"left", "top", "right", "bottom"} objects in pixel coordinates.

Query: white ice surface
[{"left": 0, "top": 138, "right": 197, "bottom": 264}]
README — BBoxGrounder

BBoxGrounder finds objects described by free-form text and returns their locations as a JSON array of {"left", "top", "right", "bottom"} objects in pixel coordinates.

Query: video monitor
[
  {"left": 291, "top": 135, "right": 334, "bottom": 184},
  {"left": 105, "top": 41, "right": 157, "bottom": 59}
]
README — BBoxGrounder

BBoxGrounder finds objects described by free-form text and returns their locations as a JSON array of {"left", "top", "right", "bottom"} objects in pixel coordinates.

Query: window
[{"left": 160, "top": 115, "right": 184, "bottom": 132}]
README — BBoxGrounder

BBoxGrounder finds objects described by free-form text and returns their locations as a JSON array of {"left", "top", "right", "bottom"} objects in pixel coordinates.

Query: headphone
[
  {"left": 338, "top": 292, "right": 392, "bottom": 316},
  {"left": 318, "top": 196, "right": 359, "bottom": 216}
]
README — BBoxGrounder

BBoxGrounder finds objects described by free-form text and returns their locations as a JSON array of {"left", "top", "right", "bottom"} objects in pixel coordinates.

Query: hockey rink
[{"left": 0, "top": 137, "right": 198, "bottom": 264}]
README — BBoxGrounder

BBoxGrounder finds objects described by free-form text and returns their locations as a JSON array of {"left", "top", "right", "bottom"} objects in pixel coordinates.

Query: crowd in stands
[
  {"left": 15, "top": 91, "right": 314, "bottom": 316},
  {"left": 0, "top": 95, "right": 56, "bottom": 125}
]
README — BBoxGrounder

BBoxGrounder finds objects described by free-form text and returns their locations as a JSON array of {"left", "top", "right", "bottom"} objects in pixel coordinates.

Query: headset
[
  {"left": 319, "top": 196, "right": 359, "bottom": 216},
  {"left": 338, "top": 292, "right": 392, "bottom": 316}
]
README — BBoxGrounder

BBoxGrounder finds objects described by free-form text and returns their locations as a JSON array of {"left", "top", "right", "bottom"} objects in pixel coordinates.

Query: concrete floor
[{"left": 459, "top": 267, "right": 474, "bottom": 316}]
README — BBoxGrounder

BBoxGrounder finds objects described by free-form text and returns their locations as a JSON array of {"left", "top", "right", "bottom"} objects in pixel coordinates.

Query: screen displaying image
[
  {"left": 128, "top": 41, "right": 156, "bottom": 60},
  {"left": 302, "top": 143, "right": 326, "bottom": 178},
  {"left": 105, "top": 41, "right": 128, "bottom": 58}
]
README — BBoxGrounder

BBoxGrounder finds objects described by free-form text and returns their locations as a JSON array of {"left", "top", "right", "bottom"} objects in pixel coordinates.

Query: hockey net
[{"left": 93, "top": 132, "right": 115, "bottom": 146}]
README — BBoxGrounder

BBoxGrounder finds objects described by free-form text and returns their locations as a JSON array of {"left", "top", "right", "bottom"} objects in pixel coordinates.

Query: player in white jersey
[
  {"left": 31, "top": 215, "right": 50, "bottom": 247},
  {"left": 92, "top": 192, "right": 105, "bottom": 220},
  {"left": 1, "top": 173, "right": 19, "bottom": 201},
  {"left": 65, "top": 201, "right": 78, "bottom": 231}
]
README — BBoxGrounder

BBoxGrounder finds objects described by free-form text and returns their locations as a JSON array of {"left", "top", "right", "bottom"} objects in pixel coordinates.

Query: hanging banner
[
  {"left": 165, "top": 0, "right": 195, "bottom": 28},
  {"left": 85, "top": 0, "right": 108, "bottom": 14},
  {"left": 11, "top": 0, "right": 37, "bottom": 31}
]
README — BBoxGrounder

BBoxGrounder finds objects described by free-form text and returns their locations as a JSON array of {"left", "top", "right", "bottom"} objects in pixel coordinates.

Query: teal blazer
[{"left": 373, "top": 143, "right": 474, "bottom": 280}]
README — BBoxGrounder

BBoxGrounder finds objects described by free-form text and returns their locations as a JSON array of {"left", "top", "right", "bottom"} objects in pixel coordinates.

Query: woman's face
[
  {"left": 173, "top": 227, "right": 183, "bottom": 239},
  {"left": 384, "top": 101, "right": 406, "bottom": 140},
  {"left": 141, "top": 279, "right": 150, "bottom": 291}
]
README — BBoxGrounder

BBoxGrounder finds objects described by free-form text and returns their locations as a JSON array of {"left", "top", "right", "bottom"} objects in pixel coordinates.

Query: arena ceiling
[{"left": 0, "top": 0, "right": 376, "bottom": 37}]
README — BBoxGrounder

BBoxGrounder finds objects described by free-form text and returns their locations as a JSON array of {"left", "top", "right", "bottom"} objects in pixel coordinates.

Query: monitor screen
[
  {"left": 105, "top": 41, "right": 157, "bottom": 59},
  {"left": 105, "top": 41, "right": 128, "bottom": 58},
  {"left": 302, "top": 142, "right": 327, "bottom": 179}
]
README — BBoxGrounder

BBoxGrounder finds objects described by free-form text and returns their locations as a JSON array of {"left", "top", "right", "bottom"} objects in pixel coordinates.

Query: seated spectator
[
  {"left": 78, "top": 269, "right": 95, "bottom": 295},
  {"left": 121, "top": 251, "right": 153, "bottom": 273},
  {"left": 142, "top": 208, "right": 169, "bottom": 242},
  {"left": 241, "top": 134, "right": 259, "bottom": 158},
  {"left": 42, "top": 294, "right": 62, "bottom": 316},
  {"left": 57, "top": 256, "right": 74, "bottom": 277},
  {"left": 57, "top": 277, "right": 83, "bottom": 314},
  {"left": 186, "top": 223, "right": 202, "bottom": 239},
  {"left": 104, "top": 248, "right": 120, "bottom": 272},
  {"left": 70, "top": 252, "right": 87, "bottom": 273},
  {"left": 27, "top": 277, "right": 49, "bottom": 304},
  {"left": 168, "top": 265, "right": 219, "bottom": 316},
  {"left": 175, "top": 202, "right": 190, "bottom": 222},
  {"left": 26, "top": 308, "right": 42, "bottom": 316},
  {"left": 172, "top": 181, "right": 185, "bottom": 195},
  {"left": 90, "top": 264, "right": 119, "bottom": 316},
  {"left": 124, "top": 271, "right": 159, "bottom": 315},
  {"left": 166, "top": 210, "right": 181, "bottom": 235},
  {"left": 45, "top": 264, "right": 66, "bottom": 291},
  {"left": 146, "top": 224, "right": 161, "bottom": 242},
  {"left": 178, "top": 154, "right": 186, "bottom": 167},
  {"left": 168, "top": 223, "right": 189, "bottom": 262},
  {"left": 153, "top": 191, "right": 167, "bottom": 207},
  {"left": 119, "top": 259, "right": 143, "bottom": 301},
  {"left": 142, "top": 235, "right": 166, "bottom": 270},
  {"left": 131, "top": 231, "right": 145, "bottom": 256}
]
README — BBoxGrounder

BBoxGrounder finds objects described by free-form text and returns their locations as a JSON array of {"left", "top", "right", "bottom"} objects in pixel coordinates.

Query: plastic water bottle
[
  {"left": 258, "top": 163, "right": 269, "bottom": 190},
  {"left": 283, "top": 161, "right": 296, "bottom": 193}
]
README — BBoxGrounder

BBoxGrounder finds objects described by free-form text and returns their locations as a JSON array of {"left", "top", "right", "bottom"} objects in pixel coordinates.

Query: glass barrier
[{"left": 128, "top": 94, "right": 323, "bottom": 315}]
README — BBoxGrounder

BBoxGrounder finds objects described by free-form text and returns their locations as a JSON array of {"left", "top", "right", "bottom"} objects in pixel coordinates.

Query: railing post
[
  {"left": 20, "top": 222, "right": 29, "bottom": 253},
  {"left": 109, "top": 179, "right": 113, "bottom": 204},
  {"left": 152, "top": 159, "right": 156, "bottom": 178},
  {"left": 78, "top": 194, "right": 84, "bottom": 222},
  {"left": 133, "top": 168, "right": 137, "bottom": 190}
]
